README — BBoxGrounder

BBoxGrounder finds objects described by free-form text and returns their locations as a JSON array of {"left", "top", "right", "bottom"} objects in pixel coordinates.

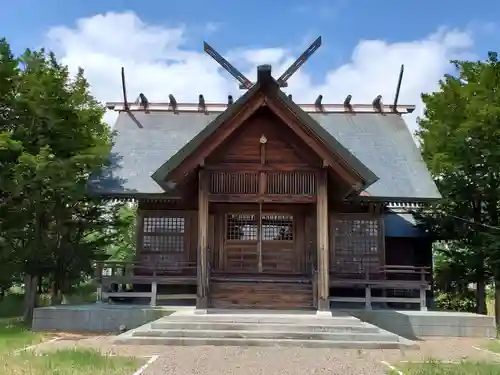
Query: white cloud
[{"left": 45, "top": 11, "right": 475, "bottom": 132}]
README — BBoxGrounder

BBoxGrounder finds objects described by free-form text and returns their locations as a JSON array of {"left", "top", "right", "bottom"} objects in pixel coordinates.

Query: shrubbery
[{"left": 435, "top": 291, "right": 476, "bottom": 313}]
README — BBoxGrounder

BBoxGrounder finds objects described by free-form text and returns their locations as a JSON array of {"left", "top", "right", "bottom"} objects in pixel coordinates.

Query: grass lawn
[
  {"left": 0, "top": 319, "right": 45, "bottom": 355},
  {"left": 483, "top": 339, "right": 500, "bottom": 354},
  {"left": 395, "top": 360, "right": 500, "bottom": 375},
  {"left": 0, "top": 319, "right": 144, "bottom": 375},
  {"left": 1, "top": 348, "right": 143, "bottom": 375}
]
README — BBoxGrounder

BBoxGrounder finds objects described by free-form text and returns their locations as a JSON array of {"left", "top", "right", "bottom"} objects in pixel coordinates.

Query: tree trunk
[
  {"left": 476, "top": 280, "right": 487, "bottom": 315},
  {"left": 50, "top": 280, "right": 62, "bottom": 305},
  {"left": 23, "top": 274, "right": 39, "bottom": 326}
]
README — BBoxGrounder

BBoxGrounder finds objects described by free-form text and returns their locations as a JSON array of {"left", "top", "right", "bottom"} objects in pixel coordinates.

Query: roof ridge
[{"left": 105, "top": 101, "right": 416, "bottom": 114}]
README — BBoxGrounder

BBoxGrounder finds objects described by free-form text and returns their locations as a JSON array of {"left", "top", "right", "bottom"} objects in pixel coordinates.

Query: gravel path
[{"left": 32, "top": 335, "right": 500, "bottom": 375}]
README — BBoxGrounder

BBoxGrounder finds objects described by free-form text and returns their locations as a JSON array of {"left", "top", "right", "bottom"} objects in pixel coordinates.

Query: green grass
[
  {"left": 1, "top": 348, "right": 143, "bottom": 375},
  {"left": 394, "top": 360, "right": 500, "bottom": 375},
  {"left": 0, "top": 319, "right": 143, "bottom": 375},
  {"left": 0, "top": 320, "right": 44, "bottom": 355},
  {"left": 483, "top": 339, "right": 500, "bottom": 354}
]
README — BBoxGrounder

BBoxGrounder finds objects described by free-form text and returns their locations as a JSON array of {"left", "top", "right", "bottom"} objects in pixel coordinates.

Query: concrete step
[
  {"left": 163, "top": 314, "right": 362, "bottom": 325},
  {"left": 114, "top": 335, "right": 418, "bottom": 349},
  {"left": 133, "top": 329, "right": 399, "bottom": 342},
  {"left": 150, "top": 321, "right": 380, "bottom": 333}
]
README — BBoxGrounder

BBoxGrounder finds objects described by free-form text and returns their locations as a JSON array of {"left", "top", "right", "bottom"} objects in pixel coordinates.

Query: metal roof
[
  {"left": 310, "top": 113, "right": 441, "bottom": 200},
  {"left": 88, "top": 111, "right": 218, "bottom": 195},
  {"left": 88, "top": 108, "right": 441, "bottom": 201}
]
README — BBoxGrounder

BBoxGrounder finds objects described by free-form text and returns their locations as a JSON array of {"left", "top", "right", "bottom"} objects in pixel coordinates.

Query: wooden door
[
  {"left": 215, "top": 211, "right": 306, "bottom": 274},
  {"left": 261, "top": 214, "right": 296, "bottom": 273},
  {"left": 222, "top": 213, "right": 260, "bottom": 273}
]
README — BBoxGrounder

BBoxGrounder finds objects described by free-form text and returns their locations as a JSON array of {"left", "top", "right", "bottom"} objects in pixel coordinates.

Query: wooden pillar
[
  {"left": 135, "top": 207, "right": 144, "bottom": 261},
  {"left": 197, "top": 169, "right": 209, "bottom": 309},
  {"left": 316, "top": 170, "right": 330, "bottom": 311}
]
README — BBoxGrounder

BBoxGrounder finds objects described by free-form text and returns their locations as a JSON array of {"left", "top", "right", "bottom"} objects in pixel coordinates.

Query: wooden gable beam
[
  {"left": 265, "top": 99, "right": 363, "bottom": 187},
  {"left": 165, "top": 94, "right": 265, "bottom": 183}
]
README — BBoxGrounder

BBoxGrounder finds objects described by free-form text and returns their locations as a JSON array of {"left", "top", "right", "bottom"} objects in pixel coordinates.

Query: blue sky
[
  {"left": 3, "top": 0, "right": 499, "bottom": 61},
  {"left": 2, "top": 0, "right": 499, "bottom": 130}
]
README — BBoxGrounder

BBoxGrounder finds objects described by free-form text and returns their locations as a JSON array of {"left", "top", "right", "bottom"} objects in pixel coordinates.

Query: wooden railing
[
  {"left": 329, "top": 265, "right": 431, "bottom": 311},
  {"left": 93, "top": 260, "right": 197, "bottom": 306}
]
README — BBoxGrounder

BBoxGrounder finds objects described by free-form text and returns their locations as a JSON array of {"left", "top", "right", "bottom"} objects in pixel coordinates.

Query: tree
[
  {"left": 107, "top": 204, "right": 137, "bottom": 261},
  {"left": 417, "top": 52, "right": 500, "bottom": 318},
  {"left": 0, "top": 39, "right": 113, "bottom": 323},
  {"left": 0, "top": 39, "right": 23, "bottom": 298}
]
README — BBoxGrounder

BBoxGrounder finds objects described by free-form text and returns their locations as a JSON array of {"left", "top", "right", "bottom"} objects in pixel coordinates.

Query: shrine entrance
[{"left": 208, "top": 204, "right": 314, "bottom": 309}]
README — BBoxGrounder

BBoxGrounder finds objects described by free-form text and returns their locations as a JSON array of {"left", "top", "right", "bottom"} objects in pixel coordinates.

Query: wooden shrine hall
[{"left": 88, "top": 37, "right": 441, "bottom": 312}]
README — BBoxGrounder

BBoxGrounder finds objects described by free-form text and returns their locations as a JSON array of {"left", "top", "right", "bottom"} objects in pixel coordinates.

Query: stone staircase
[{"left": 114, "top": 310, "right": 418, "bottom": 349}]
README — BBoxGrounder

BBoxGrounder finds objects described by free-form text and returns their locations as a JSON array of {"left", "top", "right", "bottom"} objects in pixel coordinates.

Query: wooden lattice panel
[
  {"left": 210, "top": 171, "right": 259, "bottom": 194},
  {"left": 261, "top": 214, "right": 294, "bottom": 240},
  {"left": 266, "top": 172, "right": 316, "bottom": 195},
  {"left": 140, "top": 215, "right": 188, "bottom": 267},
  {"left": 226, "top": 214, "right": 258, "bottom": 240},
  {"left": 331, "top": 216, "right": 382, "bottom": 275}
]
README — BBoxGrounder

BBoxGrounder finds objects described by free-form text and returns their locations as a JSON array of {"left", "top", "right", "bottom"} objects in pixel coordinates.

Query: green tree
[
  {"left": 0, "top": 39, "right": 23, "bottom": 297},
  {"left": 417, "top": 52, "right": 500, "bottom": 318},
  {"left": 0, "top": 39, "right": 113, "bottom": 323},
  {"left": 107, "top": 204, "right": 137, "bottom": 261}
]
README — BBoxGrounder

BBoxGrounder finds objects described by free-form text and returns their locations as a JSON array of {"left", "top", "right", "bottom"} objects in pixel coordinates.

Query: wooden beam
[
  {"left": 197, "top": 169, "right": 209, "bottom": 309},
  {"left": 207, "top": 194, "right": 316, "bottom": 203},
  {"left": 135, "top": 208, "right": 144, "bottom": 259},
  {"left": 265, "top": 99, "right": 362, "bottom": 186},
  {"left": 316, "top": 170, "right": 330, "bottom": 311},
  {"left": 167, "top": 94, "right": 265, "bottom": 183},
  {"left": 204, "top": 164, "right": 317, "bottom": 172}
]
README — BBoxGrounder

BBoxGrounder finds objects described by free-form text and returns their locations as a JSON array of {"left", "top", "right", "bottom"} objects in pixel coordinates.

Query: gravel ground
[{"left": 29, "top": 335, "right": 500, "bottom": 375}]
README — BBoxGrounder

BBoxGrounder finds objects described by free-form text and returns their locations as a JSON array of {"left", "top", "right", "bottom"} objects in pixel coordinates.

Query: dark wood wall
[
  {"left": 135, "top": 200, "right": 429, "bottom": 277},
  {"left": 206, "top": 107, "right": 322, "bottom": 168}
]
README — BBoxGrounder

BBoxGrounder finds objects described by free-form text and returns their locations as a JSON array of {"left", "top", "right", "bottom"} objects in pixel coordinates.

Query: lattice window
[
  {"left": 226, "top": 214, "right": 258, "bottom": 241},
  {"left": 143, "top": 217, "right": 184, "bottom": 233},
  {"left": 141, "top": 216, "right": 185, "bottom": 255},
  {"left": 261, "top": 215, "right": 293, "bottom": 241},
  {"left": 332, "top": 218, "right": 381, "bottom": 274}
]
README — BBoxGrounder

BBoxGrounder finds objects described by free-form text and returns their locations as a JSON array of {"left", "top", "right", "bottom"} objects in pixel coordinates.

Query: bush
[{"left": 435, "top": 291, "right": 476, "bottom": 312}]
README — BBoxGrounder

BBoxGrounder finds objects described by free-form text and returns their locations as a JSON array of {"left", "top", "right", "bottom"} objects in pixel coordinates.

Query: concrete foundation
[
  {"left": 32, "top": 304, "right": 175, "bottom": 332},
  {"left": 32, "top": 304, "right": 497, "bottom": 340},
  {"left": 348, "top": 309, "right": 497, "bottom": 339}
]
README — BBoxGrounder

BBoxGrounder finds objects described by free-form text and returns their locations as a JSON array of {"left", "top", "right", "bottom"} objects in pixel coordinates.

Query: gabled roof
[
  {"left": 88, "top": 67, "right": 441, "bottom": 202},
  {"left": 88, "top": 108, "right": 441, "bottom": 202},
  {"left": 150, "top": 77, "right": 378, "bottom": 191}
]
